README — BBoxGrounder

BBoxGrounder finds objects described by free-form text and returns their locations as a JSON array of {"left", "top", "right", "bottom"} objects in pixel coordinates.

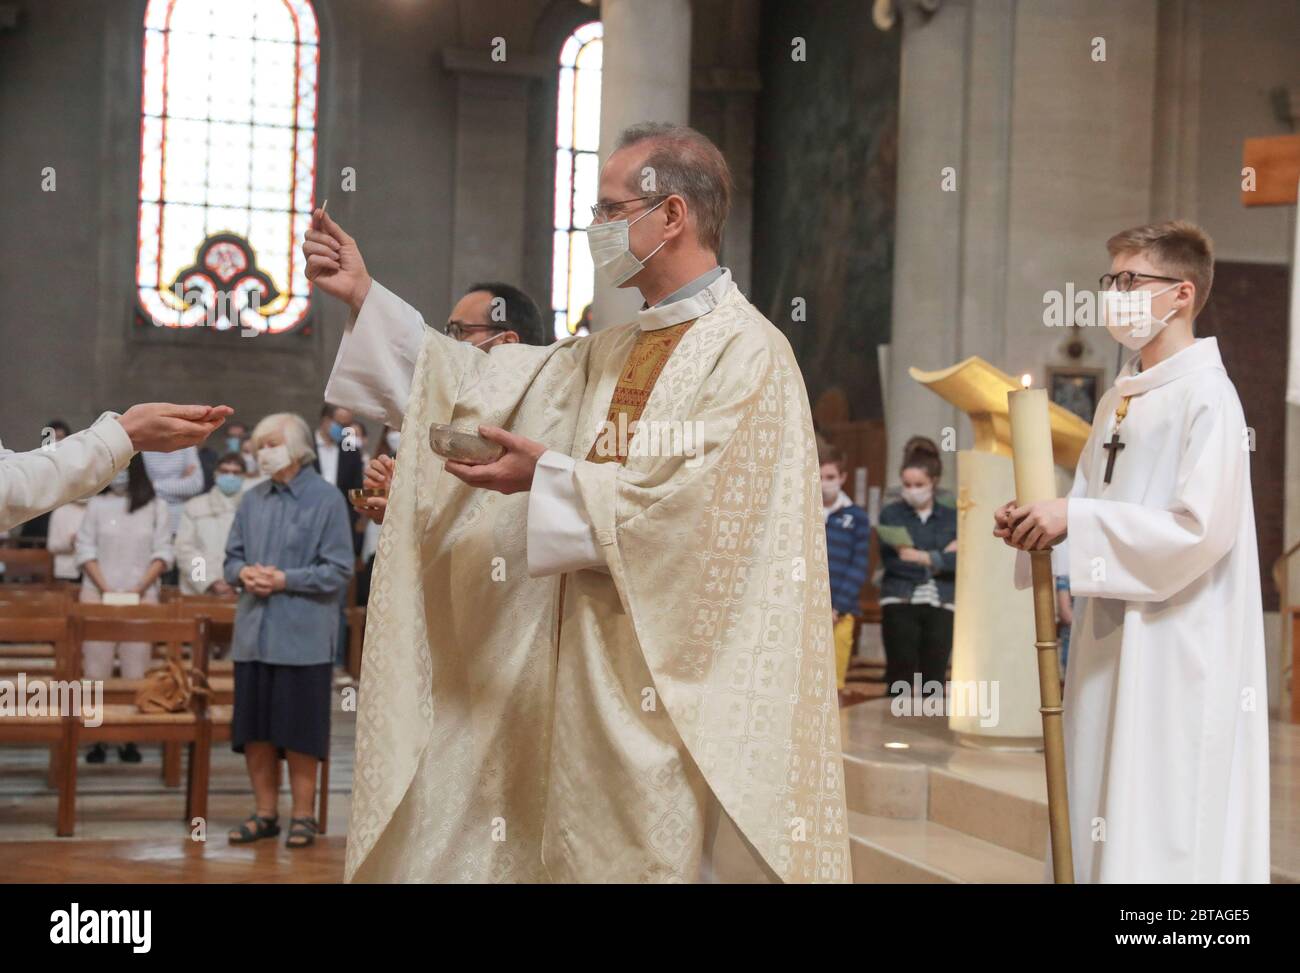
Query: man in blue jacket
[{"left": 820, "top": 445, "right": 871, "bottom": 693}]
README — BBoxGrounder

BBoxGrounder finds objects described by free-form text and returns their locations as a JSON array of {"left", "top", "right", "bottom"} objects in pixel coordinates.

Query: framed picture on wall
[{"left": 1047, "top": 367, "right": 1103, "bottom": 423}]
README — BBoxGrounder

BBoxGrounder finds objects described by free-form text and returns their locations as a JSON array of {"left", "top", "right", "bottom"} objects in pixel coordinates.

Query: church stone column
[
  {"left": 592, "top": 0, "right": 693, "bottom": 330},
  {"left": 885, "top": 0, "right": 970, "bottom": 478}
]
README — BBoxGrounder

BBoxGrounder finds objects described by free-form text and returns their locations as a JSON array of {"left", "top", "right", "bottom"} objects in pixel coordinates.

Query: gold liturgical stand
[{"left": 908, "top": 358, "right": 1090, "bottom": 749}]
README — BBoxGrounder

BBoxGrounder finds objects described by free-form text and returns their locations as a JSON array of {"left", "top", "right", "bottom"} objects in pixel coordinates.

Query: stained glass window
[
  {"left": 552, "top": 21, "right": 602, "bottom": 341},
  {"left": 137, "top": 0, "right": 319, "bottom": 334}
]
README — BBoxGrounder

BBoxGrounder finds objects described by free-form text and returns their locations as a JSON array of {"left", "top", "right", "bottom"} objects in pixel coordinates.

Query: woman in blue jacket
[{"left": 876, "top": 440, "right": 957, "bottom": 697}]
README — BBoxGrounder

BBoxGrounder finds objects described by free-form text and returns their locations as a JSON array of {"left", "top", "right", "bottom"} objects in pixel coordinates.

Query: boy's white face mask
[
  {"left": 1100, "top": 282, "right": 1180, "bottom": 350},
  {"left": 586, "top": 198, "right": 667, "bottom": 287}
]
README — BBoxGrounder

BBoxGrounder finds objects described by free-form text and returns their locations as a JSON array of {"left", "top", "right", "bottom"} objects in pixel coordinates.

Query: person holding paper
[
  {"left": 994, "top": 220, "right": 1269, "bottom": 883},
  {"left": 876, "top": 440, "right": 957, "bottom": 696}
]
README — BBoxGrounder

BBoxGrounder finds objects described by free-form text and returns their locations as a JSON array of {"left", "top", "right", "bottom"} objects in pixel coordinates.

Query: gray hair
[
  {"left": 251, "top": 412, "right": 316, "bottom": 464},
  {"left": 615, "top": 123, "right": 732, "bottom": 254}
]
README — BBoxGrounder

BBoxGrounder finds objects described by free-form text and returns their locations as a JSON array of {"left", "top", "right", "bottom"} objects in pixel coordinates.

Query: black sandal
[
  {"left": 228, "top": 812, "right": 280, "bottom": 844},
  {"left": 286, "top": 816, "right": 318, "bottom": 849}
]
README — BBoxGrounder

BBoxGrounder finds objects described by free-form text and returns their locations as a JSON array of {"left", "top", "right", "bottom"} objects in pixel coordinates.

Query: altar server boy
[{"left": 994, "top": 221, "right": 1269, "bottom": 883}]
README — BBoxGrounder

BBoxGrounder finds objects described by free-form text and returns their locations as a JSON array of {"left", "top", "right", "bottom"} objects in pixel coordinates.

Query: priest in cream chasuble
[{"left": 308, "top": 124, "right": 851, "bottom": 883}]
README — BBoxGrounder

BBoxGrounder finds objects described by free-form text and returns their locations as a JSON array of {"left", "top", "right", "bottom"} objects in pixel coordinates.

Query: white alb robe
[{"left": 1028, "top": 336, "right": 1269, "bottom": 883}]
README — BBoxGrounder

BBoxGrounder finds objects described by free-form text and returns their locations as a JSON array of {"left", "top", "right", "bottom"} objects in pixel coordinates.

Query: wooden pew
[{"left": 0, "top": 593, "right": 73, "bottom": 678}]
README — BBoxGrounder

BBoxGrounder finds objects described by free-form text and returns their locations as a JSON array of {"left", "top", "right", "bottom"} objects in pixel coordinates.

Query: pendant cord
[{"left": 1114, "top": 394, "right": 1132, "bottom": 427}]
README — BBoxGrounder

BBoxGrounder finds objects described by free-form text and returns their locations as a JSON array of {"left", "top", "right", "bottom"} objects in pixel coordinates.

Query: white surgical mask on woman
[
  {"left": 1101, "top": 281, "right": 1180, "bottom": 350},
  {"left": 586, "top": 198, "right": 667, "bottom": 287},
  {"left": 902, "top": 484, "right": 933, "bottom": 509},
  {"left": 257, "top": 444, "right": 292, "bottom": 477}
]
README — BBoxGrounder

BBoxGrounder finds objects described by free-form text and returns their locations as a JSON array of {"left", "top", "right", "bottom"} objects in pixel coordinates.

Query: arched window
[
  {"left": 137, "top": 0, "right": 319, "bottom": 334},
  {"left": 551, "top": 21, "right": 602, "bottom": 341}
]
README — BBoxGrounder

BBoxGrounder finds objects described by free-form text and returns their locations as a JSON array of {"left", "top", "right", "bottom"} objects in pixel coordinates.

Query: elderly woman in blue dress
[{"left": 223, "top": 412, "right": 353, "bottom": 849}]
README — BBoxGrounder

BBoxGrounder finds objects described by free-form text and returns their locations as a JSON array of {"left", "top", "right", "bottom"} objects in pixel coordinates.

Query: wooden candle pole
[{"left": 1007, "top": 380, "right": 1074, "bottom": 884}]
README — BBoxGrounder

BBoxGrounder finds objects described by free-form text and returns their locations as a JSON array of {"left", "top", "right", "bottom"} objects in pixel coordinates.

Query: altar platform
[{"left": 838, "top": 692, "right": 1300, "bottom": 884}]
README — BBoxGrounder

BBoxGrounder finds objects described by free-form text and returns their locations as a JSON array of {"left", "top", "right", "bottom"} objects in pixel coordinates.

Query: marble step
[
  {"left": 841, "top": 748, "right": 928, "bottom": 820},
  {"left": 848, "top": 809, "right": 1044, "bottom": 884},
  {"left": 841, "top": 736, "right": 1050, "bottom": 862},
  {"left": 926, "top": 765, "right": 1049, "bottom": 862}
]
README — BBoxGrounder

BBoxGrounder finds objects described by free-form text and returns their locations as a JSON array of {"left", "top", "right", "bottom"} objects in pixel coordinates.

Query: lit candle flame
[{"left": 1021, "top": 373, "right": 1032, "bottom": 389}]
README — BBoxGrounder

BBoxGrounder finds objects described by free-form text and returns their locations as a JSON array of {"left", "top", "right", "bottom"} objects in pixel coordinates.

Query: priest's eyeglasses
[
  {"left": 1099, "top": 271, "right": 1184, "bottom": 292},
  {"left": 590, "top": 194, "right": 667, "bottom": 223}
]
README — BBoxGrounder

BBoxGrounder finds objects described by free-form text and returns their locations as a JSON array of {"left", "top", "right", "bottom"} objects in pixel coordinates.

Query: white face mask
[
  {"left": 902, "top": 485, "right": 933, "bottom": 509},
  {"left": 257, "top": 444, "right": 292, "bottom": 477},
  {"left": 586, "top": 198, "right": 667, "bottom": 287},
  {"left": 470, "top": 331, "right": 504, "bottom": 351},
  {"left": 385, "top": 430, "right": 401, "bottom": 453},
  {"left": 821, "top": 481, "right": 841, "bottom": 504},
  {"left": 109, "top": 470, "right": 130, "bottom": 494},
  {"left": 1100, "top": 282, "right": 1180, "bottom": 350}
]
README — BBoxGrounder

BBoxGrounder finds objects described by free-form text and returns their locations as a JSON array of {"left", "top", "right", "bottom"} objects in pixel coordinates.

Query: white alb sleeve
[
  {"left": 526, "top": 450, "right": 608, "bottom": 577},
  {"left": 0, "top": 413, "right": 134, "bottom": 533},
  {"left": 324, "top": 281, "right": 425, "bottom": 431}
]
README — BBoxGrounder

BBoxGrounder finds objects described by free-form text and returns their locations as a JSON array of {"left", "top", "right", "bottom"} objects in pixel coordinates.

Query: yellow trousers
[{"left": 834, "top": 613, "right": 855, "bottom": 689}]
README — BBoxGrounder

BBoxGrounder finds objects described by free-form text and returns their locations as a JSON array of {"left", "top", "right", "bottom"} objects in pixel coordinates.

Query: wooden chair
[
  {"left": 0, "top": 597, "right": 82, "bottom": 787},
  {"left": 171, "top": 597, "right": 237, "bottom": 696},
  {"left": 0, "top": 616, "right": 77, "bottom": 835},
  {"left": 0, "top": 595, "right": 72, "bottom": 676},
  {"left": 158, "top": 598, "right": 236, "bottom": 785},
  {"left": 72, "top": 602, "right": 195, "bottom": 787},
  {"left": 0, "top": 548, "right": 55, "bottom": 583},
  {"left": 68, "top": 613, "right": 214, "bottom": 834}
]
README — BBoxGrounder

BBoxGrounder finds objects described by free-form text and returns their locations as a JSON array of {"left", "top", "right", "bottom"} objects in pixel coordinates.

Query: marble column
[
  {"left": 885, "top": 0, "right": 969, "bottom": 479},
  {"left": 592, "top": 0, "right": 693, "bottom": 330}
]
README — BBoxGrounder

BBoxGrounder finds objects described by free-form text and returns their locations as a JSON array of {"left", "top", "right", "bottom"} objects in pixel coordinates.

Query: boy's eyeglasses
[{"left": 1099, "top": 271, "right": 1184, "bottom": 292}]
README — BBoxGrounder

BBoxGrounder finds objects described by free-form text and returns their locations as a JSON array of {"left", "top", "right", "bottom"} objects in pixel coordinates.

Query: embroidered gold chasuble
[{"left": 348, "top": 282, "right": 851, "bottom": 883}]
